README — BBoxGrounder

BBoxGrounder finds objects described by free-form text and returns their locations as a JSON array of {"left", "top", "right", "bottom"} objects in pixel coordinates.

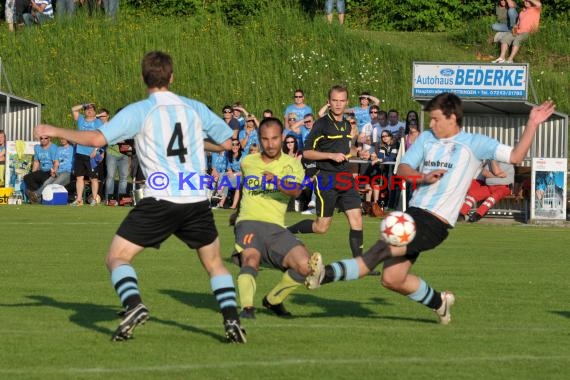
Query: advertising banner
[
  {"left": 412, "top": 62, "right": 528, "bottom": 100},
  {"left": 530, "top": 157, "right": 567, "bottom": 221}
]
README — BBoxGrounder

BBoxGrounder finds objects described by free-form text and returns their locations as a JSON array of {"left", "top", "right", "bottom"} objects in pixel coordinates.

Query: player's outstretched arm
[
  {"left": 510, "top": 100, "right": 555, "bottom": 164},
  {"left": 34, "top": 124, "right": 107, "bottom": 148},
  {"left": 204, "top": 138, "right": 232, "bottom": 152}
]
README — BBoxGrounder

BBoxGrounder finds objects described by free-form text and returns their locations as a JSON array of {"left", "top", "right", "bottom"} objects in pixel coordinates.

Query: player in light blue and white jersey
[
  {"left": 34, "top": 51, "right": 246, "bottom": 344},
  {"left": 304, "top": 92, "right": 555, "bottom": 326},
  {"left": 100, "top": 91, "right": 230, "bottom": 202}
]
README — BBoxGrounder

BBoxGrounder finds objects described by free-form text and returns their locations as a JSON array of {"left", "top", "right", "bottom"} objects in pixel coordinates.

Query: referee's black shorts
[{"left": 315, "top": 171, "right": 361, "bottom": 218}]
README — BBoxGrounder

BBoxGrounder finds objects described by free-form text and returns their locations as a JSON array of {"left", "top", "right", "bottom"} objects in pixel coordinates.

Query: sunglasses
[
  {"left": 370, "top": 111, "right": 378, "bottom": 114},
  {"left": 223, "top": 110, "right": 232, "bottom": 113},
  {"left": 294, "top": 95, "right": 304, "bottom": 98},
  {"left": 40, "top": 137, "right": 49, "bottom": 140},
  {"left": 288, "top": 118, "right": 297, "bottom": 122}
]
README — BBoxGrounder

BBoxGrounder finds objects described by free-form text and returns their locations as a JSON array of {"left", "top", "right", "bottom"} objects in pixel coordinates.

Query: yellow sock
[
  {"left": 266, "top": 271, "right": 302, "bottom": 305},
  {"left": 237, "top": 273, "right": 256, "bottom": 308}
]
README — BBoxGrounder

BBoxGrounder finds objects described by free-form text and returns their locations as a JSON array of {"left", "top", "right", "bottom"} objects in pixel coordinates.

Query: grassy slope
[{"left": 0, "top": 6, "right": 567, "bottom": 131}]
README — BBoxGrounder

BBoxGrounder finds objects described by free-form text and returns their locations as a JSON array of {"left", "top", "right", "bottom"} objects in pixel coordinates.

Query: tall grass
[{"left": 0, "top": 3, "right": 567, "bottom": 129}]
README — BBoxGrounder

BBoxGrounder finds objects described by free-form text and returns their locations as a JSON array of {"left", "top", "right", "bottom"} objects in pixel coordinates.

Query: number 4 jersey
[{"left": 99, "top": 91, "right": 233, "bottom": 203}]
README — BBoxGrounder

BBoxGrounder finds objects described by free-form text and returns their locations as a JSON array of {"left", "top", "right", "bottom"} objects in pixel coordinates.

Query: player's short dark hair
[
  {"left": 259, "top": 117, "right": 284, "bottom": 135},
  {"left": 142, "top": 51, "right": 173, "bottom": 89},
  {"left": 328, "top": 84, "right": 348, "bottom": 100},
  {"left": 424, "top": 92, "right": 463, "bottom": 126}
]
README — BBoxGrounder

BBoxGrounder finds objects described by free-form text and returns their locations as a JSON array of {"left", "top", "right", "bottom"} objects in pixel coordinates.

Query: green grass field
[{"left": 1, "top": 205, "right": 569, "bottom": 379}]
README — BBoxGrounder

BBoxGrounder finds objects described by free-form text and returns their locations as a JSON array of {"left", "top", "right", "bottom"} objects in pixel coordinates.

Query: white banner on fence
[
  {"left": 530, "top": 157, "right": 567, "bottom": 221},
  {"left": 412, "top": 62, "right": 528, "bottom": 100}
]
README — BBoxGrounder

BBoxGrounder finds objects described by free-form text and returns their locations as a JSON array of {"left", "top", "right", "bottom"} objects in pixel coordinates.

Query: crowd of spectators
[
  {"left": 5, "top": 0, "right": 118, "bottom": 30},
  {"left": 207, "top": 89, "right": 421, "bottom": 216}
]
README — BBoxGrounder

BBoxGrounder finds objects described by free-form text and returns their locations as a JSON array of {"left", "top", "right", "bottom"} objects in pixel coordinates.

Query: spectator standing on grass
[
  {"left": 287, "top": 85, "right": 364, "bottom": 259},
  {"left": 238, "top": 115, "right": 259, "bottom": 156},
  {"left": 23, "top": 0, "right": 53, "bottom": 26},
  {"left": 372, "top": 110, "right": 389, "bottom": 153},
  {"left": 404, "top": 110, "right": 419, "bottom": 135},
  {"left": 386, "top": 109, "right": 406, "bottom": 140},
  {"left": 232, "top": 102, "right": 246, "bottom": 131},
  {"left": 346, "top": 92, "right": 381, "bottom": 132},
  {"left": 23, "top": 135, "right": 58, "bottom": 203},
  {"left": 56, "top": 0, "right": 75, "bottom": 18},
  {"left": 70, "top": 103, "right": 103, "bottom": 206},
  {"left": 284, "top": 112, "right": 304, "bottom": 149},
  {"left": 5, "top": 0, "right": 16, "bottom": 31},
  {"left": 234, "top": 118, "right": 324, "bottom": 319},
  {"left": 492, "top": 0, "right": 541, "bottom": 64},
  {"left": 325, "top": 0, "right": 345, "bottom": 25},
  {"left": 35, "top": 51, "right": 246, "bottom": 344},
  {"left": 262, "top": 109, "right": 273, "bottom": 119},
  {"left": 377, "top": 130, "right": 400, "bottom": 210},
  {"left": 222, "top": 105, "right": 240, "bottom": 139},
  {"left": 284, "top": 89, "right": 312, "bottom": 126},
  {"left": 217, "top": 139, "right": 243, "bottom": 210},
  {"left": 304, "top": 92, "right": 555, "bottom": 327},
  {"left": 102, "top": 0, "right": 118, "bottom": 19},
  {"left": 100, "top": 109, "right": 129, "bottom": 205}
]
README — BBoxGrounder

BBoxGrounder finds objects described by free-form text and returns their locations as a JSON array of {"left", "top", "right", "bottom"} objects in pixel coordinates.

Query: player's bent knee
[{"left": 380, "top": 274, "right": 405, "bottom": 292}]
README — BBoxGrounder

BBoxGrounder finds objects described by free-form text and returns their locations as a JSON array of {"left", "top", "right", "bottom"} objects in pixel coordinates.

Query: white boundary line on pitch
[{"left": 1, "top": 355, "right": 569, "bottom": 375}]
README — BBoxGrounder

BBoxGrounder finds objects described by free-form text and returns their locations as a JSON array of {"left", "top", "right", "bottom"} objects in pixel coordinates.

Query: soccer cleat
[
  {"left": 239, "top": 307, "right": 256, "bottom": 319},
  {"left": 111, "top": 303, "right": 149, "bottom": 341},
  {"left": 262, "top": 296, "right": 292, "bottom": 318},
  {"left": 224, "top": 320, "right": 247, "bottom": 343},
  {"left": 434, "top": 291, "right": 455, "bottom": 325},
  {"left": 468, "top": 213, "right": 482, "bottom": 223},
  {"left": 305, "top": 252, "right": 325, "bottom": 290}
]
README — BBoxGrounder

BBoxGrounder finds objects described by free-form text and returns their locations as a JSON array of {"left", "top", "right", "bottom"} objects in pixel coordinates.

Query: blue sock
[
  {"left": 111, "top": 265, "right": 142, "bottom": 310},
  {"left": 407, "top": 278, "right": 439, "bottom": 309},
  {"left": 211, "top": 274, "right": 239, "bottom": 321},
  {"left": 323, "top": 259, "right": 360, "bottom": 283}
]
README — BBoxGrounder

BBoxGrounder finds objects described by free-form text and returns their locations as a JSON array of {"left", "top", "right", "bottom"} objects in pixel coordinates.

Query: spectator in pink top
[{"left": 492, "top": 0, "right": 541, "bottom": 63}]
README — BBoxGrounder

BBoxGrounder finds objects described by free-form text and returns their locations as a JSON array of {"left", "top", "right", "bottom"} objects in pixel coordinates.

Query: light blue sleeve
[
  {"left": 469, "top": 134, "right": 501, "bottom": 161},
  {"left": 187, "top": 99, "right": 233, "bottom": 144},
  {"left": 99, "top": 102, "right": 147, "bottom": 145}
]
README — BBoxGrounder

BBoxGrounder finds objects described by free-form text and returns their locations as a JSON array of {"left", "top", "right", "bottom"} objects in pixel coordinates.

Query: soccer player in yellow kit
[{"left": 234, "top": 117, "right": 324, "bottom": 319}]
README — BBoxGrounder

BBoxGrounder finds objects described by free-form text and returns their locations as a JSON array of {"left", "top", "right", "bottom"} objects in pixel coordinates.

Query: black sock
[
  {"left": 220, "top": 306, "right": 239, "bottom": 322},
  {"left": 287, "top": 219, "right": 314, "bottom": 234},
  {"left": 349, "top": 229, "right": 363, "bottom": 257},
  {"left": 321, "top": 265, "right": 336, "bottom": 285},
  {"left": 361, "top": 240, "right": 391, "bottom": 270},
  {"left": 427, "top": 291, "right": 442, "bottom": 309}
]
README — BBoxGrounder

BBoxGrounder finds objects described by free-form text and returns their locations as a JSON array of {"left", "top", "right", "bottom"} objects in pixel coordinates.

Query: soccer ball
[{"left": 380, "top": 211, "right": 416, "bottom": 246}]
